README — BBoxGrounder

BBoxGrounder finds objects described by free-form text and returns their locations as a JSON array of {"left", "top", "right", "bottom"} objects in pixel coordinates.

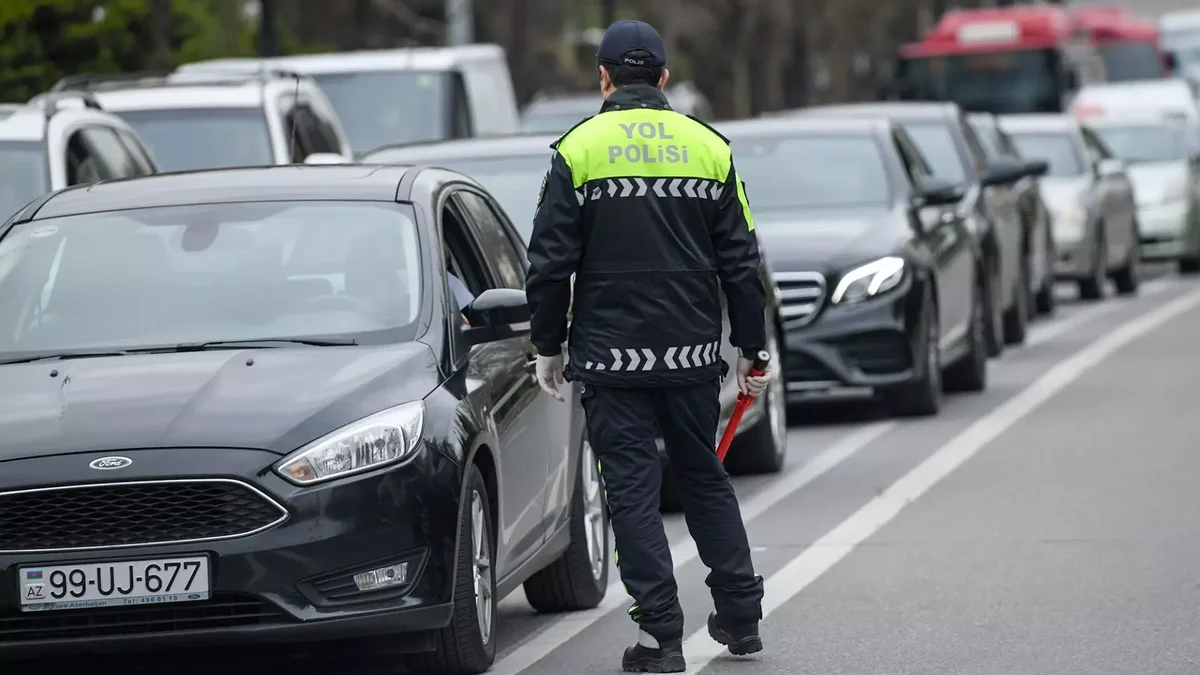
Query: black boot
[
  {"left": 621, "top": 630, "right": 685, "bottom": 672},
  {"left": 707, "top": 611, "right": 763, "bottom": 655}
]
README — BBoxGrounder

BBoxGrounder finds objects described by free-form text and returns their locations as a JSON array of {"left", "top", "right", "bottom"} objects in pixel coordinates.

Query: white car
[
  {"left": 1085, "top": 115, "right": 1200, "bottom": 272},
  {"left": 49, "top": 70, "right": 352, "bottom": 172},
  {"left": 1071, "top": 78, "right": 1200, "bottom": 125},
  {"left": 0, "top": 93, "right": 158, "bottom": 220},
  {"left": 178, "top": 45, "right": 521, "bottom": 155}
]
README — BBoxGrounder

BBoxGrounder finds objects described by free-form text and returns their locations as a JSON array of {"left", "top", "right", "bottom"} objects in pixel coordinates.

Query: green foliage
[{"left": 0, "top": 0, "right": 258, "bottom": 102}]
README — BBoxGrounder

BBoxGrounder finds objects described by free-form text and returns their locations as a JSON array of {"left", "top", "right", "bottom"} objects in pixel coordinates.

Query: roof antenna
[{"left": 288, "top": 71, "right": 300, "bottom": 163}]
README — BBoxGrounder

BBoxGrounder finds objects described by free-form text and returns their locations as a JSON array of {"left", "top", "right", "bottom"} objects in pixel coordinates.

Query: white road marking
[
  {"left": 488, "top": 423, "right": 894, "bottom": 675},
  {"left": 678, "top": 283, "right": 1200, "bottom": 673},
  {"left": 1025, "top": 278, "right": 1173, "bottom": 347}
]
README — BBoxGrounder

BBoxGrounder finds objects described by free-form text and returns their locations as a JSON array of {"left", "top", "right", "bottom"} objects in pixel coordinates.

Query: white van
[
  {"left": 1071, "top": 78, "right": 1200, "bottom": 124},
  {"left": 179, "top": 45, "right": 520, "bottom": 156}
]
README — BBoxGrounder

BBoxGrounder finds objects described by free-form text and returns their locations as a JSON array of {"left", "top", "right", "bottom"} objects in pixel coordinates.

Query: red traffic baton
[{"left": 716, "top": 350, "right": 771, "bottom": 462}]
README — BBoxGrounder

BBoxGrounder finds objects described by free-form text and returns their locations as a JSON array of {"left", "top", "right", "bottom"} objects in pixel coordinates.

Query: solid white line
[
  {"left": 678, "top": 283, "right": 1200, "bottom": 673},
  {"left": 1025, "top": 278, "right": 1173, "bottom": 347},
  {"left": 488, "top": 422, "right": 894, "bottom": 675}
]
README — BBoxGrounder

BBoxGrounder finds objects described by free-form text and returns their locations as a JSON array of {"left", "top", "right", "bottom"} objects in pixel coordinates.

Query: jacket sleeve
[
  {"left": 525, "top": 150, "right": 582, "bottom": 356},
  {"left": 711, "top": 161, "right": 767, "bottom": 354}
]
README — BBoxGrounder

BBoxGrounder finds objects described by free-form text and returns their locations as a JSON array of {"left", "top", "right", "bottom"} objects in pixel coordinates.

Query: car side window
[
  {"left": 65, "top": 130, "right": 108, "bottom": 185},
  {"left": 441, "top": 190, "right": 497, "bottom": 300},
  {"left": 454, "top": 191, "right": 525, "bottom": 289},
  {"left": 306, "top": 104, "right": 343, "bottom": 153},
  {"left": 81, "top": 127, "right": 138, "bottom": 179},
  {"left": 295, "top": 105, "right": 338, "bottom": 154},
  {"left": 1080, "top": 128, "right": 1112, "bottom": 161},
  {"left": 279, "top": 98, "right": 314, "bottom": 161},
  {"left": 895, "top": 128, "right": 934, "bottom": 185},
  {"left": 114, "top": 128, "right": 156, "bottom": 175},
  {"left": 449, "top": 72, "right": 473, "bottom": 139},
  {"left": 995, "top": 128, "right": 1022, "bottom": 160},
  {"left": 958, "top": 117, "right": 990, "bottom": 174}
]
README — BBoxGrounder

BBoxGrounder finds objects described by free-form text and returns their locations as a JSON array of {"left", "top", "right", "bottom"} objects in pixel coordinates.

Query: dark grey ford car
[{"left": 0, "top": 165, "right": 609, "bottom": 674}]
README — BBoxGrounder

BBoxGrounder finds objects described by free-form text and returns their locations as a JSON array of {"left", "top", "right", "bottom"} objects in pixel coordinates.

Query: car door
[
  {"left": 1081, "top": 126, "right": 1135, "bottom": 264},
  {"left": 442, "top": 187, "right": 549, "bottom": 574},
  {"left": 996, "top": 126, "right": 1052, "bottom": 293},
  {"left": 895, "top": 128, "right": 974, "bottom": 347},
  {"left": 456, "top": 188, "right": 568, "bottom": 541},
  {"left": 963, "top": 117, "right": 1021, "bottom": 306}
]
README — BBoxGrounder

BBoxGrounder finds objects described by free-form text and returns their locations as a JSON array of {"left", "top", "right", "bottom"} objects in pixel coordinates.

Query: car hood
[
  {"left": 754, "top": 206, "right": 906, "bottom": 273},
  {"left": 0, "top": 344, "right": 440, "bottom": 461},
  {"left": 1127, "top": 161, "right": 1189, "bottom": 205},
  {"left": 1038, "top": 176, "right": 1091, "bottom": 213}
]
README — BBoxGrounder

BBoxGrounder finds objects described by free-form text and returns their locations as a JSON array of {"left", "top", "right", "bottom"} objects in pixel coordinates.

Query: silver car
[
  {"left": 1084, "top": 116, "right": 1200, "bottom": 274},
  {"left": 999, "top": 114, "right": 1140, "bottom": 300}
]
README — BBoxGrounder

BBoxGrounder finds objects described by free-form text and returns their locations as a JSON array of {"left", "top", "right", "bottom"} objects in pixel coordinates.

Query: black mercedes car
[
  {"left": 794, "top": 102, "right": 1048, "bottom": 354},
  {"left": 0, "top": 165, "right": 609, "bottom": 674},
  {"left": 361, "top": 137, "right": 789, "bottom": 507},
  {"left": 720, "top": 115, "right": 988, "bottom": 416}
]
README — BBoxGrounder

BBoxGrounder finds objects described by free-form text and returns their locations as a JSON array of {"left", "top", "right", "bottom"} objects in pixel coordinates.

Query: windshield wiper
[
  {"left": 143, "top": 337, "right": 359, "bottom": 352},
  {"left": 0, "top": 350, "right": 132, "bottom": 365}
]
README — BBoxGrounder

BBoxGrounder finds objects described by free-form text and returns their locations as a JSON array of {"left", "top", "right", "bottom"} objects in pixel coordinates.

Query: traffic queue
[{"left": 0, "top": 5, "right": 1199, "bottom": 674}]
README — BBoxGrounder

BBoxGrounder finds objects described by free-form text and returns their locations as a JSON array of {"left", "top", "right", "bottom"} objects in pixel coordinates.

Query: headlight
[
  {"left": 1162, "top": 179, "right": 1190, "bottom": 204},
  {"left": 276, "top": 401, "right": 425, "bottom": 485},
  {"left": 831, "top": 256, "right": 905, "bottom": 304},
  {"left": 1052, "top": 204, "right": 1086, "bottom": 237}
]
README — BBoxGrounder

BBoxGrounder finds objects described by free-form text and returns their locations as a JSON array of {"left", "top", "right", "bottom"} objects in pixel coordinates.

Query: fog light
[{"left": 353, "top": 562, "right": 409, "bottom": 591}]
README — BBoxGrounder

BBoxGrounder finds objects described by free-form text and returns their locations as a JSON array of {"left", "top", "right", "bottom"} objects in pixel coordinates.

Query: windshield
[
  {"left": 118, "top": 108, "right": 273, "bottom": 171},
  {"left": 1098, "top": 41, "right": 1164, "bottom": 81},
  {"left": 1007, "top": 132, "right": 1086, "bottom": 177},
  {"left": 896, "top": 49, "right": 1062, "bottom": 114},
  {"left": 0, "top": 142, "right": 48, "bottom": 221},
  {"left": 312, "top": 71, "right": 449, "bottom": 153},
  {"left": 730, "top": 134, "right": 892, "bottom": 209},
  {"left": 0, "top": 202, "right": 423, "bottom": 356},
  {"left": 1092, "top": 125, "right": 1185, "bottom": 163},
  {"left": 902, "top": 123, "right": 968, "bottom": 183}
]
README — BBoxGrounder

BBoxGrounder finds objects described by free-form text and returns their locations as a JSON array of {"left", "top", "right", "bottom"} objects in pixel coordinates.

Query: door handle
[{"left": 524, "top": 356, "right": 538, "bottom": 374}]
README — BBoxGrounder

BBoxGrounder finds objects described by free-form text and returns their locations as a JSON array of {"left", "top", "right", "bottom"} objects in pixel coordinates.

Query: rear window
[{"left": 118, "top": 108, "right": 274, "bottom": 171}]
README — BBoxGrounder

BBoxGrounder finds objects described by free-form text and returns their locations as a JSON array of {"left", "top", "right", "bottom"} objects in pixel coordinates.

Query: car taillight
[{"left": 1073, "top": 104, "right": 1104, "bottom": 117}]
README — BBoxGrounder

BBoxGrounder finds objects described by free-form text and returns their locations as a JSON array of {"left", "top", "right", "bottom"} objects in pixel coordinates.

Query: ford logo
[{"left": 89, "top": 456, "right": 132, "bottom": 470}]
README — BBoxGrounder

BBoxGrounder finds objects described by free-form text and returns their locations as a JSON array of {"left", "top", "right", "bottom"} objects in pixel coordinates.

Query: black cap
[{"left": 596, "top": 20, "right": 666, "bottom": 68}]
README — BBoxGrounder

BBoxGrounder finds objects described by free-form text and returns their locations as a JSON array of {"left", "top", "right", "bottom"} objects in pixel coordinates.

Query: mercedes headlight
[
  {"left": 276, "top": 402, "right": 425, "bottom": 485},
  {"left": 831, "top": 256, "right": 905, "bottom": 304},
  {"left": 1162, "top": 178, "right": 1190, "bottom": 204}
]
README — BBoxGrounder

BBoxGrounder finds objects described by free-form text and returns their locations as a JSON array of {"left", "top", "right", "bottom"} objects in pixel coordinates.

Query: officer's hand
[
  {"left": 736, "top": 356, "right": 772, "bottom": 398},
  {"left": 536, "top": 354, "right": 566, "bottom": 401}
]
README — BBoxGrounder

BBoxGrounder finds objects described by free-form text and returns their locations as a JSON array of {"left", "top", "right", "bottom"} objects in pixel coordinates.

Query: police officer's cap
[{"left": 596, "top": 20, "right": 666, "bottom": 68}]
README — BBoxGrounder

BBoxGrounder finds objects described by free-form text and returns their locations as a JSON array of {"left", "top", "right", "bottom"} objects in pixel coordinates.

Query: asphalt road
[{"left": 53, "top": 266, "right": 1200, "bottom": 675}]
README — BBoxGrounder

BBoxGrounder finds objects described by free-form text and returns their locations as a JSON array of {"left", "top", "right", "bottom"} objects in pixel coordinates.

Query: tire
[
  {"left": 725, "top": 328, "right": 788, "bottom": 475},
  {"left": 943, "top": 276, "right": 987, "bottom": 393},
  {"left": 1112, "top": 237, "right": 1140, "bottom": 296},
  {"left": 1179, "top": 256, "right": 1200, "bottom": 275},
  {"left": 524, "top": 440, "right": 609, "bottom": 612},
  {"left": 983, "top": 260, "right": 1005, "bottom": 358},
  {"left": 407, "top": 466, "right": 496, "bottom": 675},
  {"left": 1002, "top": 256, "right": 1029, "bottom": 345},
  {"left": 1078, "top": 229, "right": 1106, "bottom": 301},
  {"left": 883, "top": 289, "right": 941, "bottom": 417}
]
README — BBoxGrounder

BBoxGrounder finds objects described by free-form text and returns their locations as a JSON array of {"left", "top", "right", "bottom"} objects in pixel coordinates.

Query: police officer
[{"left": 525, "top": 19, "right": 772, "bottom": 673}]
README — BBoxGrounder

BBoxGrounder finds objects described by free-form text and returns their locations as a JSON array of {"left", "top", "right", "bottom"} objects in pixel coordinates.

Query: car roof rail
[
  {"left": 32, "top": 91, "right": 104, "bottom": 118},
  {"left": 50, "top": 71, "right": 174, "bottom": 92}
]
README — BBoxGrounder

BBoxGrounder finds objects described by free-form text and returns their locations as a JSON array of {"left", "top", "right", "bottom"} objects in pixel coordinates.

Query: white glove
[
  {"left": 736, "top": 355, "right": 772, "bottom": 398},
  {"left": 536, "top": 353, "right": 566, "bottom": 401}
]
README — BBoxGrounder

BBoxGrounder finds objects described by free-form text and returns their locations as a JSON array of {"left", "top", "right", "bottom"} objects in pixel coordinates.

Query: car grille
[
  {"left": 0, "top": 479, "right": 288, "bottom": 553},
  {"left": 833, "top": 331, "right": 911, "bottom": 375},
  {"left": 0, "top": 593, "right": 281, "bottom": 642},
  {"left": 774, "top": 272, "right": 826, "bottom": 328}
]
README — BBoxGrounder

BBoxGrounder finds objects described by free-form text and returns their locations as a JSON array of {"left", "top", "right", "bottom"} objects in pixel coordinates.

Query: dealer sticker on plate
[{"left": 19, "top": 556, "right": 211, "bottom": 612}]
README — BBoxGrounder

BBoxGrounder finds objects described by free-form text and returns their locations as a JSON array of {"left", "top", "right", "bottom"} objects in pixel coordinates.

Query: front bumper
[
  {"left": 1137, "top": 201, "right": 1193, "bottom": 260},
  {"left": 780, "top": 278, "right": 921, "bottom": 401},
  {"left": 0, "top": 446, "right": 460, "bottom": 657},
  {"left": 1054, "top": 235, "right": 1096, "bottom": 279}
]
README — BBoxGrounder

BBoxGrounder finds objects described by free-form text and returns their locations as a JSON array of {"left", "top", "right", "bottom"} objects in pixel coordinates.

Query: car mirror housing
[
  {"left": 303, "top": 153, "right": 348, "bottom": 165},
  {"left": 1024, "top": 159, "right": 1049, "bottom": 177},
  {"left": 463, "top": 288, "right": 532, "bottom": 345},
  {"left": 915, "top": 178, "right": 966, "bottom": 208},
  {"left": 981, "top": 158, "right": 1027, "bottom": 186}
]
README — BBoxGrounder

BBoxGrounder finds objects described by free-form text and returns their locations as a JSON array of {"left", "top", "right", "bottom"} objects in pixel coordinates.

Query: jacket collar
[{"left": 600, "top": 85, "right": 671, "bottom": 113}]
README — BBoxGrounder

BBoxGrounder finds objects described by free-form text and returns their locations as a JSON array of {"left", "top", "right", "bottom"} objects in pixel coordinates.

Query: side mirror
[
  {"left": 303, "top": 153, "right": 349, "bottom": 165},
  {"left": 914, "top": 177, "right": 966, "bottom": 207},
  {"left": 1096, "top": 158, "right": 1125, "bottom": 177},
  {"left": 462, "top": 288, "right": 531, "bottom": 345},
  {"left": 981, "top": 159, "right": 1027, "bottom": 186},
  {"left": 1024, "top": 159, "right": 1049, "bottom": 177}
]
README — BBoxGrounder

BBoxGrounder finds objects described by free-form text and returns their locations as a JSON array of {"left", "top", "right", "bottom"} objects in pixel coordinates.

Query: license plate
[{"left": 18, "top": 556, "right": 210, "bottom": 612}]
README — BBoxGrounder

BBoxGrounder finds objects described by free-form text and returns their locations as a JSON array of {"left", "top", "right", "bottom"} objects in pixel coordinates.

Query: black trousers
[{"left": 581, "top": 378, "right": 764, "bottom": 642}]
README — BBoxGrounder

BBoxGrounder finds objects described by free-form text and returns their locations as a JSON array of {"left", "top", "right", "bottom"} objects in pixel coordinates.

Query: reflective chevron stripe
[
  {"left": 576, "top": 178, "right": 725, "bottom": 202},
  {"left": 581, "top": 342, "right": 722, "bottom": 371}
]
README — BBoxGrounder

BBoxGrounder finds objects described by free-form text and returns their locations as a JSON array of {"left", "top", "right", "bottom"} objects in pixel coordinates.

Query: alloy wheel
[
  {"left": 766, "top": 334, "right": 788, "bottom": 460},
  {"left": 580, "top": 441, "right": 607, "bottom": 581},
  {"left": 470, "top": 490, "right": 493, "bottom": 644}
]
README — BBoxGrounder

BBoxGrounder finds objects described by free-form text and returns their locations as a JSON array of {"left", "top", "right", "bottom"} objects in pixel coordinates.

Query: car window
[
  {"left": 0, "top": 142, "right": 48, "bottom": 220},
  {"left": 891, "top": 128, "right": 933, "bottom": 187},
  {"left": 81, "top": 127, "right": 138, "bottom": 179},
  {"left": 311, "top": 71, "right": 450, "bottom": 153},
  {"left": 65, "top": 130, "right": 109, "bottom": 185},
  {"left": 0, "top": 201, "right": 423, "bottom": 355},
  {"left": 115, "top": 128, "right": 156, "bottom": 175},
  {"left": 730, "top": 133, "right": 893, "bottom": 210},
  {"left": 968, "top": 120, "right": 1003, "bottom": 160},
  {"left": 957, "top": 116, "right": 991, "bottom": 173},
  {"left": 440, "top": 191, "right": 496, "bottom": 298},
  {"left": 1007, "top": 131, "right": 1088, "bottom": 177},
  {"left": 454, "top": 191, "right": 525, "bottom": 288},
  {"left": 1079, "top": 127, "right": 1113, "bottom": 161},
  {"left": 900, "top": 122, "right": 969, "bottom": 183},
  {"left": 1091, "top": 125, "right": 1186, "bottom": 164},
  {"left": 293, "top": 104, "right": 338, "bottom": 154},
  {"left": 402, "top": 154, "right": 548, "bottom": 241},
  {"left": 450, "top": 72, "right": 473, "bottom": 139},
  {"left": 307, "top": 104, "right": 343, "bottom": 154},
  {"left": 118, "top": 108, "right": 274, "bottom": 171}
]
